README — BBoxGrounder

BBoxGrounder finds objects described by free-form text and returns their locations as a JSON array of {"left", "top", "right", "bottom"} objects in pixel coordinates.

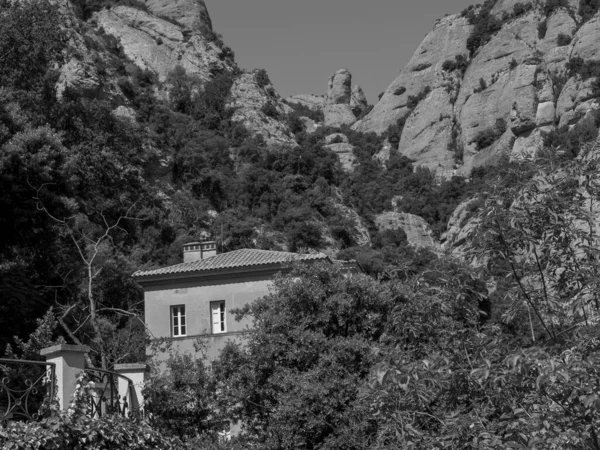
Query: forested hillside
[{"left": 4, "top": 0, "right": 600, "bottom": 448}]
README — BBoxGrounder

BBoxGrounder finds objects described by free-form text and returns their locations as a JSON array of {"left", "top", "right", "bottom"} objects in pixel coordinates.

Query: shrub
[
  {"left": 255, "top": 68, "right": 271, "bottom": 88},
  {"left": 543, "top": 0, "right": 569, "bottom": 15},
  {"left": 260, "top": 102, "right": 280, "bottom": 120},
  {"left": 557, "top": 33, "right": 572, "bottom": 46},
  {"left": 538, "top": 20, "right": 548, "bottom": 39},
  {"left": 509, "top": 58, "right": 518, "bottom": 70},
  {"left": 406, "top": 86, "right": 431, "bottom": 109},
  {"left": 0, "top": 380, "right": 181, "bottom": 449},
  {"left": 513, "top": 2, "right": 533, "bottom": 17},
  {"left": 442, "top": 54, "right": 469, "bottom": 75},
  {"left": 465, "top": 0, "right": 502, "bottom": 55},
  {"left": 393, "top": 86, "right": 407, "bottom": 96},
  {"left": 474, "top": 118, "right": 507, "bottom": 150},
  {"left": 579, "top": 0, "right": 600, "bottom": 23},
  {"left": 283, "top": 100, "right": 324, "bottom": 123},
  {"left": 474, "top": 77, "right": 488, "bottom": 93}
]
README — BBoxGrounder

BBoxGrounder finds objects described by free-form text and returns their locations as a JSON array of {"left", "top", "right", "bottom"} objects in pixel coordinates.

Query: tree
[
  {"left": 0, "top": 0, "right": 66, "bottom": 90},
  {"left": 213, "top": 263, "right": 395, "bottom": 449}
]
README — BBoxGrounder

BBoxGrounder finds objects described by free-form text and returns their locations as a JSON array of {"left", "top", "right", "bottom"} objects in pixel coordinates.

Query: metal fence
[
  {"left": 84, "top": 367, "right": 140, "bottom": 419},
  {"left": 0, "top": 358, "right": 140, "bottom": 425},
  {"left": 0, "top": 358, "right": 56, "bottom": 424}
]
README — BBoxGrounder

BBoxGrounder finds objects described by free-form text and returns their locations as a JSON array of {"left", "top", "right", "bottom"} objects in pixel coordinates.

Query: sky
[{"left": 207, "top": 0, "right": 478, "bottom": 104}]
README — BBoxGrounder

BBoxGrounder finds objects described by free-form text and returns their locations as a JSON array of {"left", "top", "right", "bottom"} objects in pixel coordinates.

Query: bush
[
  {"left": 579, "top": 0, "right": 600, "bottom": 23},
  {"left": 260, "top": 102, "right": 280, "bottom": 120},
  {"left": 406, "top": 86, "right": 431, "bottom": 109},
  {"left": 557, "top": 33, "right": 572, "bottom": 46},
  {"left": 255, "top": 68, "right": 271, "bottom": 88},
  {"left": 441, "top": 54, "right": 469, "bottom": 74},
  {"left": 393, "top": 86, "right": 406, "bottom": 96},
  {"left": 0, "top": 380, "right": 181, "bottom": 449},
  {"left": 538, "top": 20, "right": 548, "bottom": 39},
  {"left": 464, "top": 0, "right": 502, "bottom": 55},
  {"left": 474, "top": 77, "right": 488, "bottom": 93},
  {"left": 474, "top": 118, "right": 506, "bottom": 150},
  {"left": 513, "top": 2, "right": 533, "bottom": 16},
  {"left": 543, "top": 0, "right": 569, "bottom": 15}
]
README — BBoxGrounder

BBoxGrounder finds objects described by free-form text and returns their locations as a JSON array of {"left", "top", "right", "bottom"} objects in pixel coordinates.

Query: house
[{"left": 133, "top": 241, "right": 340, "bottom": 361}]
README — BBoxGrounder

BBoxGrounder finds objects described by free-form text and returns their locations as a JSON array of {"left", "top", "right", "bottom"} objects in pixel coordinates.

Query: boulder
[
  {"left": 375, "top": 211, "right": 440, "bottom": 250},
  {"left": 326, "top": 69, "right": 352, "bottom": 104}
]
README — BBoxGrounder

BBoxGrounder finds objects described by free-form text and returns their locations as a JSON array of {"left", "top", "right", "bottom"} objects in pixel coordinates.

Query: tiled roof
[{"left": 133, "top": 249, "right": 330, "bottom": 278}]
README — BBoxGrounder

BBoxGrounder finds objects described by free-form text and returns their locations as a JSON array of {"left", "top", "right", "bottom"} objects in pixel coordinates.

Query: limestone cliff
[{"left": 353, "top": 0, "right": 600, "bottom": 177}]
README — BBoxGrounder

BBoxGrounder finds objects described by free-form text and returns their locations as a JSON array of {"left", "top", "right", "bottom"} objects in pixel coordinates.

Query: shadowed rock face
[{"left": 353, "top": 1, "right": 600, "bottom": 176}]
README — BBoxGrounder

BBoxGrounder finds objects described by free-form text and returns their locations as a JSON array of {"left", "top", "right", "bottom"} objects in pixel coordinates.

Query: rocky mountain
[{"left": 346, "top": 0, "right": 600, "bottom": 178}]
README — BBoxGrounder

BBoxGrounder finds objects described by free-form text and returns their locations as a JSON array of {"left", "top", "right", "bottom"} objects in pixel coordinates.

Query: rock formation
[
  {"left": 95, "top": 6, "right": 231, "bottom": 83},
  {"left": 142, "top": 0, "right": 212, "bottom": 31},
  {"left": 353, "top": 1, "right": 600, "bottom": 177},
  {"left": 287, "top": 68, "right": 367, "bottom": 128},
  {"left": 227, "top": 71, "right": 296, "bottom": 148},
  {"left": 375, "top": 211, "right": 440, "bottom": 251},
  {"left": 324, "top": 133, "right": 356, "bottom": 171}
]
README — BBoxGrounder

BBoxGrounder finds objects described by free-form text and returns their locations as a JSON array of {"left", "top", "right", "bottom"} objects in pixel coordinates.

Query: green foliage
[
  {"left": 473, "top": 77, "right": 488, "bottom": 93},
  {"left": 538, "top": 20, "right": 548, "bottom": 39},
  {"left": 441, "top": 54, "right": 469, "bottom": 75},
  {"left": 145, "top": 348, "right": 223, "bottom": 441},
  {"left": 72, "top": 0, "right": 151, "bottom": 21},
  {"left": 406, "top": 86, "right": 431, "bottom": 109},
  {"left": 579, "top": 0, "right": 600, "bottom": 23},
  {"left": 464, "top": 0, "right": 502, "bottom": 56},
  {"left": 260, "top": 102, "right": 280, "bottom": 120},
  {"left": 0, "top": 379, "right": 180, "bottom": 449},
  {"left": 513, "top": 2, "right": 534, "bottom": 17},
  {"left": 283, "top": 100, "right": 324, "bottom": 124},
  {"left": 557, "top": 33, "right": 572, "bottom": 46},
  {"left": 566, "top": 57, "right": 600, "bottom": 80},
  {"left": 255, "top": 68, "right": 271, "bottom": 88},
  {"left": 214, "top": 263, "right": 395, "bottom": 449},
  {"left": 474, "top": 118, "right": 507, "bottom": 150},
  {"left": 0, "top": 0, "right": 66, "bottom": 90},
  {"left": 543, "top": 0, "right": 569, "bottom": 15},
  {"left": 542, "top": 109, "right": 600, "bottom": 158}
]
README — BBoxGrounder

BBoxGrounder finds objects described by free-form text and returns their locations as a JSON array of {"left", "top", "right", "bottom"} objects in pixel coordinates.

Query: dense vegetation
[{"left": 7, "top": 0, "right": 600, "bottom": 448}]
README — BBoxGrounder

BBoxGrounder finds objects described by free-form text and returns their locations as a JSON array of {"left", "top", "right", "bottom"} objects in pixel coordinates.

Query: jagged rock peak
[
  {"left": 351, "top": 84, "right": 368, "bottom": 115},
  {"left": 142, "top": 0, "right": 213, "bottom": 31},
  {"left": 327, "top": 68, "right": 352, "bottom": 105}
]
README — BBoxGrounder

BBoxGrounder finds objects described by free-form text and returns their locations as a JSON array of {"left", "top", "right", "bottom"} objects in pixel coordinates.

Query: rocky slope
[
  {"left": 54, "top": 0, "right": 295, "bottom": 148},
  {"left": 352, "top": 0, "right": 600, "bottom": 177}
]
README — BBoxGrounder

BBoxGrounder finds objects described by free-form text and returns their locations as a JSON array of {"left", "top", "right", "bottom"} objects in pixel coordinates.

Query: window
[
  {"left": 171, "top": 305, "right": 186, "bottom": 337},
  {"left": 211, "top": 301, "right": 226, "bottom": 334}
]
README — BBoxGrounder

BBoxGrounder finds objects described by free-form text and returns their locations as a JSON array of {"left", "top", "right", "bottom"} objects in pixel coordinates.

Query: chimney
[{"left": 183, "top": 241, "right": 217, "bottom": 263}]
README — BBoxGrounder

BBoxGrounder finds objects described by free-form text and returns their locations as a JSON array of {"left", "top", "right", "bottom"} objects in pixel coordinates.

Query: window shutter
[{"left": 212, "top": 303, "right": 221, "bottom": 333}]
